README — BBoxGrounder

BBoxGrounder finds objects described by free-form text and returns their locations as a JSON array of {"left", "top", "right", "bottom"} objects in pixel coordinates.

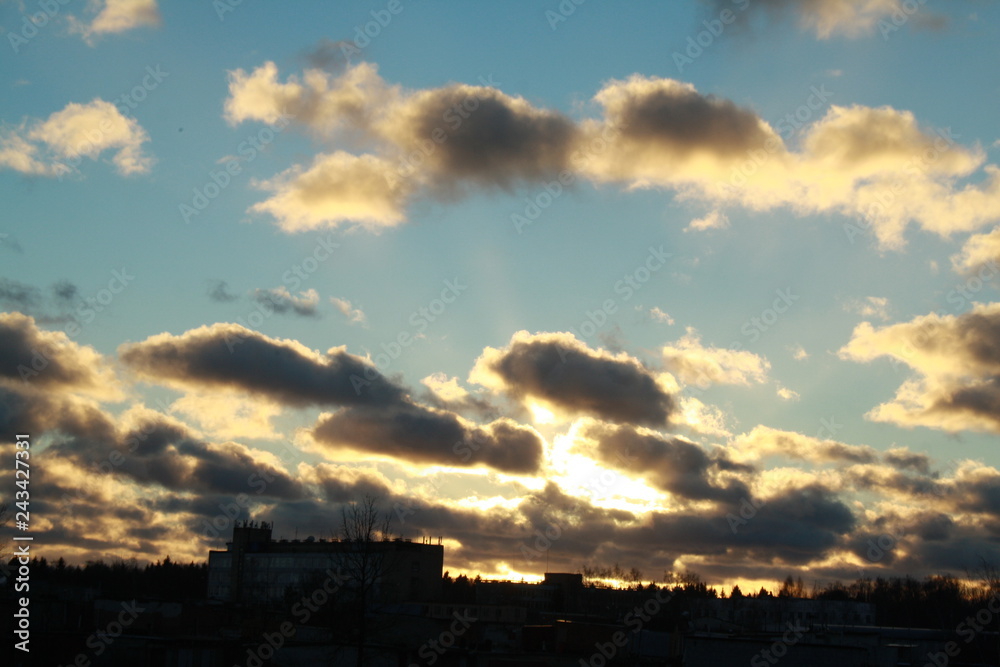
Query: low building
[{"left": 207, "top": 520, "right": 444, "bottom": 604}]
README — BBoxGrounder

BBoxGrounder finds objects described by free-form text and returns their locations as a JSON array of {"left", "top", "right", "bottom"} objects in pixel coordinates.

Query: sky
[{"left": 2, "top": 0, "right": 1000, "bottom": 591}]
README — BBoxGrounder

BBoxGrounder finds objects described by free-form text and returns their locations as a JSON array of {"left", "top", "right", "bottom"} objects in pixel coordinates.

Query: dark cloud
[
  {"left": 119, "top": 323, "right": 405, "bottom": 407},
  {"left": 43, "top": 410, "right": 305, "bottom": 499},
  {"left": 302, "top": 38, "right": 353, "bottom": 72},
  {"left": 472, "top": 332, "right": 675, "bottom": 426},
  {"left": 313, "top": 402, "right": 544, "bottom": 474},
  {"left": 580, "top": 422, "right": 750, "bottom": 503},
  {"left": 602, "top": 79, "right": 775, "bottom": 160},
  {"left": 841, "top": 304, "right": 1000, "bottom": 434},
  {"left": 924, "top": 376, "right": 1000, "bottom": 431},
  {"left": 882, "top": 448, "right": 931, "bottom": 474},
  {"left": 249, "top": 287, "right": 320, "bottom": 317},
  {"left": 313, "top": 464, "right": 393, "bottom": 503},
  {"left": 0, "top": 279, "right": 41, "bottom": 311},
  {"left": 400, "top": 85, "right": 578, "bottom": 190},
  {"left": 206, "top": 279, "right": 238, "bottom": 303},
  {"left": 51, "top": 279, "right": 79, "bottom": 304},
  {"left": 0, "top": 311, "right": 115, "bottom": 393}
]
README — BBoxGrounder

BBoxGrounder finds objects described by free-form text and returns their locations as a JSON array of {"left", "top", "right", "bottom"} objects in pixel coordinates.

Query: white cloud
[
  {"left": 649, "top": 307, "right": 675, "bottom": 325},
  {"left": 840, "top": 303, "right": 1000, "bottom": 433},
  {"left": 777, "top": 386, "right": 801, "bottom": 401},
  {"left": 421, "top": 373, "right": 469, "bottom": 403},
  {"left": 685, "top": 210, "right": 730, "bottom": 232},
  {"left": 251, "top": 151, "right": 413, "bottom": 231},
  {"left": 70, "top": 0, "right": 161, "bottom": 44},
  {"left": 223, "top": 62, "right": 1000, "bottom": 248},
  {"left": 330, "top": 296, "right": 367, "bottom": 326},
  {"left": 845, "top": 296, "right": 890, "bottom": 321},
  {"left": 661, "top": 329, "right": 771, "bottom": 388},
  {"left": 0, "top": 99, "right": 153, "bottom": 177}
]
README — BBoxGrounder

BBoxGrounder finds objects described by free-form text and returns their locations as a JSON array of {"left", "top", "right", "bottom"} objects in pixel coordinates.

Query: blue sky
[{"left": 3, "top": 0, "right": 1000, "bottom": 589}]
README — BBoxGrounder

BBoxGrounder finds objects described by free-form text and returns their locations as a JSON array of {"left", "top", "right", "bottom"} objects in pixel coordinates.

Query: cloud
[
  {"left": 330, "top": 296, "right": 367, "bottom": 326},
  {"left": 0, "top": 279, "right": 41, "bottom": 311},
  {"left": 733, "top": 425, "right": 879, "bottom": 465},
  {"left": 250, "top": 151, "right": 414, "bottom": 231},
  {"left": 225, "top": 60, "right": 395, "bottom": 132},
  {"left": 686, "top": 210, "right": 730, "bottom": 232},
  {"left": 952, "top": 227, "right": 1000, "bottom": 275},
  {"left": 470, "top": 331, "right": 675, "bottom": 427},
  {"left": 226, "top": 62, "right": 576, "bottom": 230},
  {"left": 249, "top": 286, "right": 320, "bottom": 317},
  {"left": 649, "top": 307, "right": 675, "bottom": 325},
  {"left": 789, "top": 344, "right": 810, "bottom": 361},
  {"left": 840, "top": 303, "right": 1000, "bottom": 433},
  {"left": 845, "top": 296, "right": 890, "bottom": 321},
  {"left": 586, "top": 76, "right": 782, "bottom": 184},
  {"left": 206, "top": 280, "right": 238, "bottom": 303},
  {"left": 661, "top": 329, "right": 771, "bottom": 387},
  {"left": 312, "top": 404, "right": 544, "bottom": 474},
  {"left": 421, "top": 372, "right": 469, "bottom": 403},
  {"left": 168, "top": 392, "right": 283, "bottom": 441},
  {"left": 379, "top": 83, "right": 578, "bottom": 192},
  {"left": 705, "top": 0, "right": 945, "bottom": 39},
  {"left": 223, "top": 62, "right": 1000, "bottom": 248},
  {"left": 69, "top": 0, "right": 161, "bottom": 44},
  {"left": 119, "top": 323, "right": 405, "bottom": 408},
  {"left": 45, "top": 405, "right": 303, "bottom": 499},
  {"left": 0, "top": 312, "right": 121, "bottom": 399},
  {"left": 576, "top": 421, "right": 751, "bottom": 503},
  {"left": 0, "top": 99, "right": 153, "bottom": 176},
  {"left": 777, "top": 386, "right": 800, "bottom": 401}
]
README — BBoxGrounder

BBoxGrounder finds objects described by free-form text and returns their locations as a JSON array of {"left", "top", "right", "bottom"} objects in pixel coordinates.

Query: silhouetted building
[{"left": 207, "top": 520, "right": 443, "bottom": 604}]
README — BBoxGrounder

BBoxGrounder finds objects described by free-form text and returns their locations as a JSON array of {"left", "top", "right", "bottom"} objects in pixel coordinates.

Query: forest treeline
[{"left": 8, "top": 556, "right": 1000, "bottom": 631}]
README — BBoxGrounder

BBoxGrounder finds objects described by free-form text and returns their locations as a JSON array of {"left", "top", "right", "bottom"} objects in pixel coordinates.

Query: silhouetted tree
[{"left": 339, "top": 494, "right": 393, "bottom": 667}]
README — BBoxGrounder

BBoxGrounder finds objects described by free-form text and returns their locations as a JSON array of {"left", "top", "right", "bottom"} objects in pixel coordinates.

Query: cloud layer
[{"left": 220, "top": 62, "right": 1000, "bottom": 249}]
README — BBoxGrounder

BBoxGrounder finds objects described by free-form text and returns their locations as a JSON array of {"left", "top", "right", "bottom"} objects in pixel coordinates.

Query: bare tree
[{"left": 339, "top": 494, "right": 393, "bottom": 667}]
